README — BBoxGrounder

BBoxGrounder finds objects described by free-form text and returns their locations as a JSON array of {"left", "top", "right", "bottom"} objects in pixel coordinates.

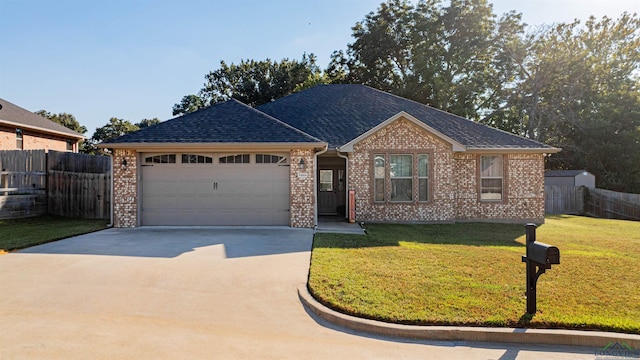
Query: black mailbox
[
  {"left": 528, "top": 241, "right": 560, "bottom": 265},
  {"left": 522, "top": 223, "right": 560, "bottom": 314}
]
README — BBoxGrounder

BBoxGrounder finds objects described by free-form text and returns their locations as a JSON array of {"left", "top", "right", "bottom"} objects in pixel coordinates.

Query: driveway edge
[{"left": 298, "top": 284, "right": 640, "bottom": 348}]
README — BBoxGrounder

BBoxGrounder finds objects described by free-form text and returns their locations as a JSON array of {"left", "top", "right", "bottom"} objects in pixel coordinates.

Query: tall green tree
[
  {"left": 84, "top": 118, "right": 140, "bottom": 155},
  {"left": 172, "top": 95, "right": 205, "bottom": 116},
  {"left": 501, "top": 13, "right": 640, "bottom": 192},
  {"left": 328, "top": 0, "right": 522, "bottom": 121},
  {"left": 173, "top": 53, "right": 327, "bottom": 115},
  {"left": 35, "top": 110, "right": 87, "bottom": 134},
  {"left": 331, "top": 1, "right": 640, "bottom": 192},
  {"left": 136, "top": 118, "right": 161, "bottom": 129}
]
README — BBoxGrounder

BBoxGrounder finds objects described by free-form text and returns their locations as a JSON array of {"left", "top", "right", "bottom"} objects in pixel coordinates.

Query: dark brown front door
[{"left": 317, "top": 164, "right": 345, "bottom": 215}]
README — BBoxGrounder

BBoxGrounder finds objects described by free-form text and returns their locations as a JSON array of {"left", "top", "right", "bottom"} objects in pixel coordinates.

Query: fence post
[{"left": 576, "top": 186, "right": 585, "bottom": 215}]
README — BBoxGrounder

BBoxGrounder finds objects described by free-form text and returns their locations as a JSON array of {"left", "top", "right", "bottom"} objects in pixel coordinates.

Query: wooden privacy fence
[
  {"left": 0, "top": 150, "right": 111, "bottom": 220},
  {"left": 544, "top": 185, "right": 582, "bottom": 215},
  {"left": 545, "top": 185, "right": 640, "bottom": 221},
  {"left": 584, "top": 188, "right": 640, "bottom": 221},
  {"left": 48, "top": 170, "right": 110, "bottom": 219},
  {"left": 0, "top": 150, "right": 47, "bottom": 218}
]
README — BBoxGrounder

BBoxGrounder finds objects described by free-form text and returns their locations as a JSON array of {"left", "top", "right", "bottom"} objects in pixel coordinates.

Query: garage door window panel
[
  {"left": 256, "top": 154, "right": 287, "bottom": 164},
  {"left": 182, "top": 154, "right": 213, "bottom": 164},
  {"left": 219, "top": 154, "right": 250, "bottom": 164},
  {"left": 145, "top": 154, "right": 176, "bottom": 164}
]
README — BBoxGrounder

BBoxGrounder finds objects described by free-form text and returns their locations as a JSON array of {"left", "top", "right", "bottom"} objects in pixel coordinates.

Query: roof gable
[
  {"left": 0, "top": 98, "right": 85, "bottom": 139},
  {"left": 102, "top": 99, "right": 324, "bottom": 145},
  {"left": 339, "top": 111, "right": 465, "bottom": 152},
  {"left": 257, "top": 84, "right": 559, "bottom": 152}
]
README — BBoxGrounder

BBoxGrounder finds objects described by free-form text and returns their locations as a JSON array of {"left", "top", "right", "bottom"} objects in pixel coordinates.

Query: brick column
[
  {"left": 290, "top": 149, "right": 315, "bottom": 228},
  {"left": 112, "top": 149, "right": 137, "bottom": 227}
]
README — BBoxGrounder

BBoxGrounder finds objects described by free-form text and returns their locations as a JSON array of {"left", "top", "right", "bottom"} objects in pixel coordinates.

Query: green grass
[
  {"left": 308, "top": 215, "right": 640, "bottom": 334},
  {"left": 0, "top": 215, "right": 109, "bottom": 252}
]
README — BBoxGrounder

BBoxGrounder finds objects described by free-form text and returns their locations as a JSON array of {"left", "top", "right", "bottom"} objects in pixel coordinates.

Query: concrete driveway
[{"left": 0, "top": 227, "right": 593, "bottom": 359}]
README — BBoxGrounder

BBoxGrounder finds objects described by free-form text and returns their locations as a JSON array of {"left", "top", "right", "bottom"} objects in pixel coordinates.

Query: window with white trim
[
  {"left": 480, "top": 155, "right": 503, "bottom": 201},
  {"left": 390, "top": 154, "right": 412, "bottom": 202},
  {"left": 219, "top": 154, "right": 250, "bottom": 164},
  {"left": 182, "top": 154, "right": 213, "bottom": 164}
]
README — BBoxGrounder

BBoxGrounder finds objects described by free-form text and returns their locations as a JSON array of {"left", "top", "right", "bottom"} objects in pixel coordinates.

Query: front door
[{"left": 318, "top": 166, "right": 346, "bottom": 215}]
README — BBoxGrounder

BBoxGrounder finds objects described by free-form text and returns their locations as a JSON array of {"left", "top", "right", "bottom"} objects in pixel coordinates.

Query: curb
[{"left": 298, "top": 285, "right": 640, "bottom": 348}]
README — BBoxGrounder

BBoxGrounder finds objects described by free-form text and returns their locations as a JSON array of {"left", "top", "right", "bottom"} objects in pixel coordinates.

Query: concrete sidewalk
[{"left": 0, "top": 228, "right": 599, "bottom": 359}]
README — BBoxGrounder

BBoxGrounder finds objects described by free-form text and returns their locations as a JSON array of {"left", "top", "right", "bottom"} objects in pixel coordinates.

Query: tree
[
  {"left": 172, "top": 95, "right": 205, "bottom": 116},
  {"left": 35, "top": 110, "right": 87, "bottom": 134},
  {"left": 328, "top": 0, "right": 522, "bottom": 121},
  {"left": 501, "top": 13, "right": 640, "bottom": 192},
  {"left": 173, "top": 53, "right": 328, "bottom": 115},
  {"left": 331, "top": 1, "right": 640, "bottom": 192},
  {"left": 136, "top": 118, "right": 161, "bottom": 129},
  {"left": 84, "top": 118, "right": 140, "bottom": 155}
]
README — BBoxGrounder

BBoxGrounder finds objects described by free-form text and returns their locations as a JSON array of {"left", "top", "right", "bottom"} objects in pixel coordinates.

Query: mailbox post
[{"left": 521, "top": 224, "right": 560, "bottom": 314}]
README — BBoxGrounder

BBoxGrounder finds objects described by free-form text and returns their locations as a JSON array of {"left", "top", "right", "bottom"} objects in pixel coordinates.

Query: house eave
[
  {"left": 0, "top": 119, "right": 86, "bottom": 140},
  {"left": 463, "top": 147, "right": 562, "bottom": 154},
  {"left": 97, "top": 141, "right": 327, "bottom": 152}
]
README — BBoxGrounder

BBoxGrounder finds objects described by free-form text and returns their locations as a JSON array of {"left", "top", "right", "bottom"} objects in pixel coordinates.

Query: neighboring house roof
[
  {"left": 102, "top": 99, "right": 324, "bottom": 145},
  {"left": 545, "top": 170, "right": 591, "bottom": 177},
  {"left": 0, "top": 98, "right": 85, "bottom": 139},
  {"left": 257, "top": 84, "right": 559, "bottom": 152}
]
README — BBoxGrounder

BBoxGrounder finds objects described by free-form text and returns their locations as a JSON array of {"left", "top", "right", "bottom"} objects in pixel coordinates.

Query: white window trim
[{"left": 479, "top": 155, "right": 504, "bottom": 201}]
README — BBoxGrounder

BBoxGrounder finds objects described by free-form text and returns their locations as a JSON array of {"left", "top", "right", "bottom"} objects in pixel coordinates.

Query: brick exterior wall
[
  {"left": 289, "top": 148, "right": 315, "bottom": 228},
  {"left": 108, "top": 121, "right": 545, "bottom": 228},
  {"left": 112, "top": 149, "right": 138, "bottom": 228},
  {"left": 0, "top": 126, "right": 77, "bottom": 152},
  {"left": 349, "top": 117, "right": 456, "bottom": 222},
  {"left": 454, "top": 152, "right": 545, "bottom": 222},
  {"left": 348, "top": 116, "right": 546, "bottom": 223}
]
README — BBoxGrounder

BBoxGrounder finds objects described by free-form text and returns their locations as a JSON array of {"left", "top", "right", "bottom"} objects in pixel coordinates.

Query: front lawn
[
  {"left": 0, "top": 215, "right": 109, "bottom": 252},
  {"left": 308, "top": 215, "right": 640, "bottom": 334}
]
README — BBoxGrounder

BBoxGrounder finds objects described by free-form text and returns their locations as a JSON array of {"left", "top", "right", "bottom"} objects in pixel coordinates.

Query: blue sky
[{"left": 1, "top": 0, "right": 638, "bottom": 136}]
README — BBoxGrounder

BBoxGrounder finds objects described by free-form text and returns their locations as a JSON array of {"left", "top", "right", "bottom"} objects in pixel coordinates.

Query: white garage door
[{"left": 141, "top": 153, "right": 290, "bottom": 226}]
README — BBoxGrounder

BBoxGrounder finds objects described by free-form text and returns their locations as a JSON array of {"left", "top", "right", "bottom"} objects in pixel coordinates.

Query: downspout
[
  {"left": 313, "top": 145, "right": 329, "bottom": 228},
  {"left": 106, "top": 150, "right": 114, "bottom": 228},
  {"left": 336, "top": 149, "right": 349, "bottom": 220}
]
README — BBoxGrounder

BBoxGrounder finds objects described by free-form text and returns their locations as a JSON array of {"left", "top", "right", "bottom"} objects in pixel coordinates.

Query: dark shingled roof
[
  {"left": 103, "top": 99, "right": 322, "bottom": 144},
  {"left": 545, "top": 170, "right": 590, "bottom": 177},
  {"left": 257, "top": 84, "right": 555, "bottom": 150},
  {"left": 0, "top": 98, "right": 84, "bottom": 138}
]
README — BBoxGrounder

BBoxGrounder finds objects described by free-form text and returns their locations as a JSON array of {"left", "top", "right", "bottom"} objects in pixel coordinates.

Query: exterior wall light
[{"left": 298, "top": 158, "right": 306, "bottom": 170}]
